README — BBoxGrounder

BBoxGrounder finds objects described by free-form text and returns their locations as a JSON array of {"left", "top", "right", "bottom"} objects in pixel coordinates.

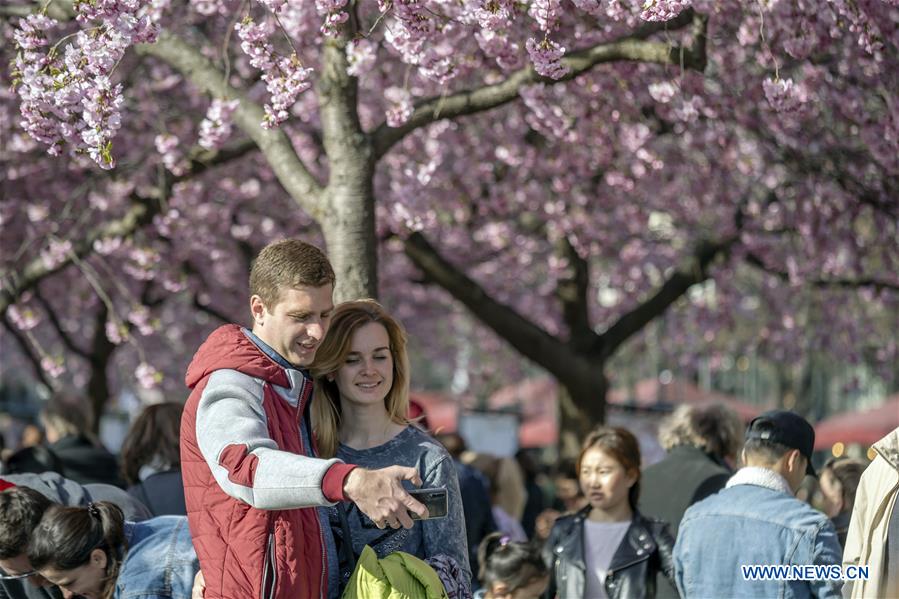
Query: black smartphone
[{"left": 407, "top": 488, "right": 448, "bottom": 520}]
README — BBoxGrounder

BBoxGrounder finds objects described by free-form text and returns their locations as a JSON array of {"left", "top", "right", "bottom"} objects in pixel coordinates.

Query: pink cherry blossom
[
  {"left": 198, "top": 99, "right": 240, "bottom": 149},
  {"left": 525, "top": 37, "right": 569, "bottom": 80},
  {"left": 136, "top": 362, "right": 161, "bottom": 388},
  {"left": 384, "top": 86, "right": 413, "bottom": 127}
]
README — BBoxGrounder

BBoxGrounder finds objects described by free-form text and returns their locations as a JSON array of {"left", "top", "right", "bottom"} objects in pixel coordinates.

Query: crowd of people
[{"left": 1, "top": 238, "right": 897, "bottom": 599}]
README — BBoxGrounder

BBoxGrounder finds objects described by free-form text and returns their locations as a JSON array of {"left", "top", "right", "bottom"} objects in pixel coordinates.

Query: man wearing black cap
[{"left": 672, "top": 410, "right": 842, "bottom": 598}]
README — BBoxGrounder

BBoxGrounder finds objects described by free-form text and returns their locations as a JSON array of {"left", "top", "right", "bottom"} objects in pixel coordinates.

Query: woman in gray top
[{"left": 310, "top": 299, "right": 471, "bottom": 589}]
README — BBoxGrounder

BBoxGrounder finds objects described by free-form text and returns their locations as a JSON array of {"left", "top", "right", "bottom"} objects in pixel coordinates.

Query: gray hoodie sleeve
[
  {"left": 421, "top": 453, "right": 473, "bottom": 582},
  {"left": 196, "top": 369, "right": 343, "bottom": 509}
]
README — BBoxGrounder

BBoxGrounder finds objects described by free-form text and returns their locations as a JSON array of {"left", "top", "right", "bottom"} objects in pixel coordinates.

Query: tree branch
[
  {"left": 0, "top": 138, "right": 257, "bottom": 315},
  {"left": 136, "top": 31, "right": 326, "bottom": 218},
  {"left": 1, "top": 313, "right": 54, "bottom": 389},
  {"left": 778, "top": 144, "right": 898, "bottom": 219},
  {"left": 745, "top": 252, "right": 899, "bottom": 292},
  {"left": 32, "top": 288, "right": 91, "bottom": 359},
  {"left": 597, "top": 236, "right": 736, "bottom": 358},
  {"left": 371, "top": 9, "right": 707, "bottom": 159},
  {"left": 0, "top": 3, "right": 69, "bottom": 19},
  {"left": 192, "top": 294, "right": 232, "bottom": 324},
  {"left": 0, "top": 196, "right": 160, "bottom": 316},
  {"left": 402, "top": 231, "right": 590, "bottom": 381}
]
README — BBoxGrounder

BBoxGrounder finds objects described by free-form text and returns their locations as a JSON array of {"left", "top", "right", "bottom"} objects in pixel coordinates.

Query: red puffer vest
[{"left": 181, "top": 325, "right": 327, "bottom": 599}]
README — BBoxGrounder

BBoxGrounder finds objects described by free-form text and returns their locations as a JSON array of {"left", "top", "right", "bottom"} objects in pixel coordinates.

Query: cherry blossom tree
[{"left": 1, "top": 0, "right": 896, "bottom": 447}]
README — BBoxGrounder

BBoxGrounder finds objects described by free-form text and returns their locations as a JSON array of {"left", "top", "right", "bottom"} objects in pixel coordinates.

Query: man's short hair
[
  {"left": 249, "top": 239, "right": 335, "bottom": 308},
  {"left": 0, "top": 487, "right": 52, "bottom": 559},
  {"left": 743, "top": 437, "right": 794, "bottom": 466},
  {"left": 658, "top": 404, "right": 744, "bottom": 460},
  {"left": 744, "top": 410, "right": 816, "bottom": 476}
]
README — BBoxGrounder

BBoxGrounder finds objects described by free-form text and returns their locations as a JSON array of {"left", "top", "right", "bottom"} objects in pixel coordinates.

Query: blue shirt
[
  {"left": 674, "top": 481, "right": 842, "bottom": 598},
  {"left": 118, "top": 517, "right": 198, "bottom": 598},
  {"left": 327, "top": 426, "right": 471, "bottom": 590}
]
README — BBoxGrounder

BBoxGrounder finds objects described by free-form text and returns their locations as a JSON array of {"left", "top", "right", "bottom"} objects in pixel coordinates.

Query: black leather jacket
[{"left": 543, "top": 506, "right": 677, "bottom": 599}]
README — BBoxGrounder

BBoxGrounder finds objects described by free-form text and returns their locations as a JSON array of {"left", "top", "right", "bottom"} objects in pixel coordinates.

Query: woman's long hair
[
  {"left": 120, "top": 402, "right": 183, "bottom": 486},
  {"left": 27, "top": 501, "right": 126, "bottom": 599},
  {"left": 310, "top": 299, "right": 410, "bottom": 458}
]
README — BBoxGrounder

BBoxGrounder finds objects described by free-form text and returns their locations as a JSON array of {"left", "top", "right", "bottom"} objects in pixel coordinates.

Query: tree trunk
[
  {"left": 557, "top": 364, "right": 608, "bottom": 461},
  {"left": 87, "top": 303, "right": 115, "bottom": 434},
  {"left": 317, "top": 29, "right": 377, "bottom": 302},
  {"left": 320, "top": 184, "right": 377, "bottom": 302}
]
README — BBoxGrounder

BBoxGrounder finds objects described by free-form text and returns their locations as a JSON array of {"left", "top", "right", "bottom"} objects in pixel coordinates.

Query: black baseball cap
[{"left": 746, "top": 410, "right": 817, "bottom": 476}]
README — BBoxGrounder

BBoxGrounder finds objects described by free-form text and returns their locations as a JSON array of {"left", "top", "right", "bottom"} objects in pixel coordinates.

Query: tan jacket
[{"left": 842, "top": 427, "right": 899, "bottom": 598}]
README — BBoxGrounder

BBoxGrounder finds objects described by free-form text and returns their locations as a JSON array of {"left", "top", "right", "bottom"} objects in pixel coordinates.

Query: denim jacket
[
  {"left": 116, "top": 516, "right": 199, "bottom": 598},
  {"left": 673, "top": 467, "right": 842, "bottom": 599}
]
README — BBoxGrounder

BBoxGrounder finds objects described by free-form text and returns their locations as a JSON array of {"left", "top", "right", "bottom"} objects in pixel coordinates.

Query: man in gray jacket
[{"left": 0, "top": 472, "right": 151, "bottom": 599}]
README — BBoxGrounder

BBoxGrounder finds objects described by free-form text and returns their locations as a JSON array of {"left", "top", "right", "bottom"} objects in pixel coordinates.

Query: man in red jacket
[{"left": 181, "top": 239, "right": 426, "bottom": 599}]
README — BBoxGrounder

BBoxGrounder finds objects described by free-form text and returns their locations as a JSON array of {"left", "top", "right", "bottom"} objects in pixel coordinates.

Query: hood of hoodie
[{"left": 185, "top": 324, "right": 290, "bottom": 390}]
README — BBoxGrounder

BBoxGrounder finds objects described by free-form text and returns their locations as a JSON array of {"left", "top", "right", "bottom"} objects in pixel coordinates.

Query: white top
[{"left": 583, "top": 519, "right": 631, "bottom": 599}]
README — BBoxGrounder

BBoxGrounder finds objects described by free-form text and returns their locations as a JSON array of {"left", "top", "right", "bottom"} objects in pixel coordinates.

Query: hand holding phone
[{"left": 407, "top": 488, "right": 448, "bottom": 520}]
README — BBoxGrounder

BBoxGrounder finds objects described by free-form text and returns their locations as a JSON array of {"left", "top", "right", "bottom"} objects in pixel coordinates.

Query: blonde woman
[{"left": 310, "top": 299, "right": 470, "bottom": 589}]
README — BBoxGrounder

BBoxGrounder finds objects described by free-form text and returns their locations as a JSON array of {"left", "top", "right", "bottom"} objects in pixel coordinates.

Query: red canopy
[
  {"left": 606, "top": 378, "right": 769, "bottom": 422},
  {"left": 409, "top": 391, "right": 463, "bottom": 434},
  {"left": 486, "top": 376, "right": 768, "bottom": 448},
  {"left": 813, "top": 395, "right": 899, "bottom": 450},
  {"left": 489, "top": 377, "right": 559, "bottom": 448}
]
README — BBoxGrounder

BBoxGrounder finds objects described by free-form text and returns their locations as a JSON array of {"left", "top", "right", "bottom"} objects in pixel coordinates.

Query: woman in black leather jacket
[{"left": 543, "top": 427, "right": 677, "bottom": 599}]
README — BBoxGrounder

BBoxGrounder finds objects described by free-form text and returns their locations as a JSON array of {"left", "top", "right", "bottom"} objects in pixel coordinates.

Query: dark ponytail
[
  {"left": 27, "top": 501, "right": 126, "bottom": 599},
  {"left": 478, "top": 532, "right": 547, "bottom": 592}
]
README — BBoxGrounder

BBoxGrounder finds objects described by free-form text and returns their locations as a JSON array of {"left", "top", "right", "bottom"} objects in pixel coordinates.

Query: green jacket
[{"left": 342, "top": 546, "right": 449, "bottom": 599}]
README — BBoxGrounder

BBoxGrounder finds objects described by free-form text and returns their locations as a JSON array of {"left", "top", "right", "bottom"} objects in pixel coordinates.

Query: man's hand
[
  {"left": 343, "top": 466, "right": 428, "bottom": 529},
  {"left": 191, "top": 570, "right": 205, "bottom": 599}
]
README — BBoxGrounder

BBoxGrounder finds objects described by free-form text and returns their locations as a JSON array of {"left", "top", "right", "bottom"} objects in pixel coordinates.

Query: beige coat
[{"left": 842, "top": 427, "right": 899, "bottom": 598}]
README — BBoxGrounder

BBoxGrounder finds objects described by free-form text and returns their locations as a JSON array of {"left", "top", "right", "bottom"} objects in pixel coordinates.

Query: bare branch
[
  {"left": 597, "top": 236, "right": 736, "bottom": 358},
  {"left": 555, "top": 238, "right": 597, "bottom": 352},
  {"left": 0, "top": 3, "right": 69, "bottom": 19},
  {"left": 371, "top": 10, "right": 707, "bottom": 159},
  {"left": 402, "top": 231, "right": 591, "bottom": 382},
  {"left": 745, "top": 252, "right": 899, "bottom": 293},
  {"left": 1, "top": 313, "right": 54, "bottom": 390},
  {"left": 33, "top": 288, "right": 91, "bottom": 359}
]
